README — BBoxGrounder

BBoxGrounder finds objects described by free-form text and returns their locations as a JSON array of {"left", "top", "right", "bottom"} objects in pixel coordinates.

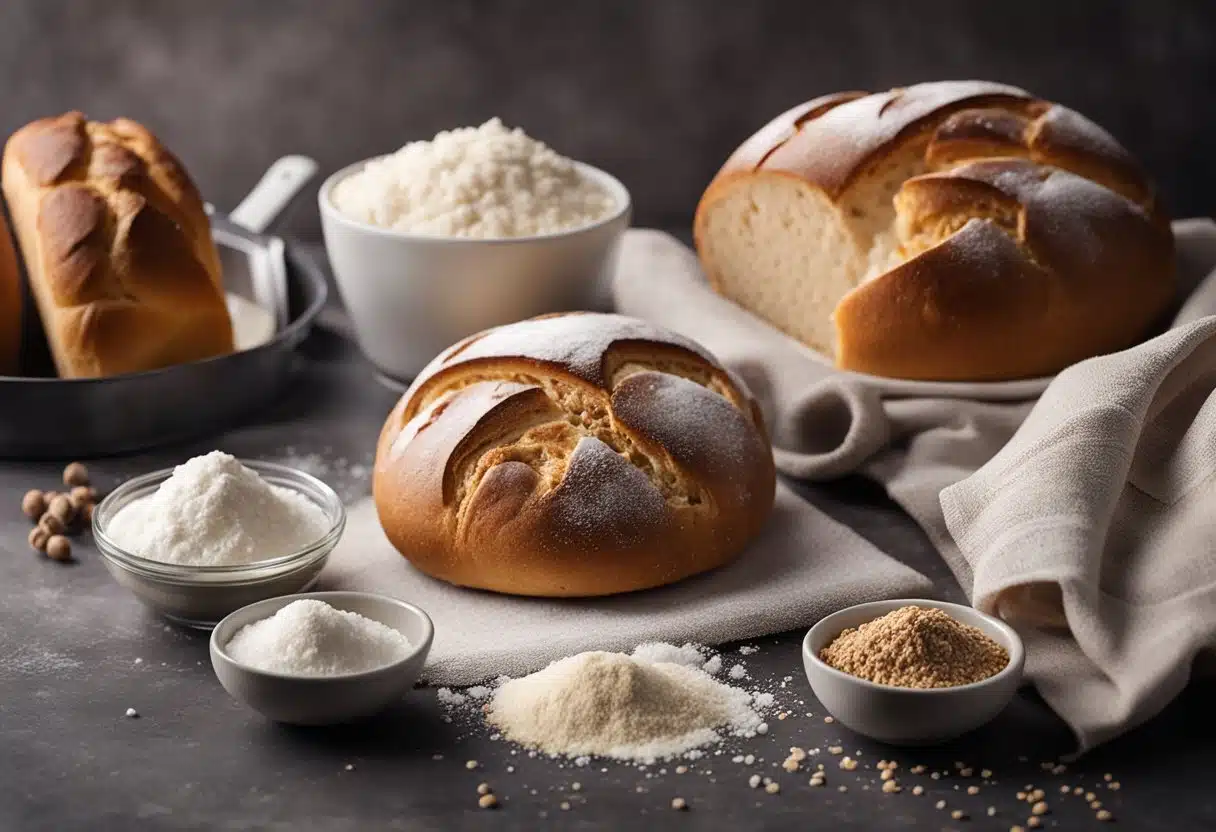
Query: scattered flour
[
  {"left": 106, "top": 452, "right": 330, "bottom": 566},
  {"left": 225, "top": 599, "right": 413, "bottom": 676},
  {"left": 484, "top": 646, "right": 764, "bottom": 763}
]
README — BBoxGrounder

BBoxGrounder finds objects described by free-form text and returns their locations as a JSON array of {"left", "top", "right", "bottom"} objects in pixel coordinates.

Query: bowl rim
[
  {"left": 92, "top": 459, "right": 347, "bottom": 581},
  {"left": 209, "top": 590, "right": 436, "bottom": 681},
  {"left": 317, "top": 154, "right": 632, "bottom": 245},
  {"left": 802, "top": 598, "right": 1025, "bottom": 696}
]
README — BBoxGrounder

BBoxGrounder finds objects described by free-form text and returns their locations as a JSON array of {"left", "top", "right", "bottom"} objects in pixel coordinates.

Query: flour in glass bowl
[
  {"left": 106, "top": 451, "right": 330, "bottom": 567},
  {"left": 330, "top": 118, "right": 618, "bottom": 238}
]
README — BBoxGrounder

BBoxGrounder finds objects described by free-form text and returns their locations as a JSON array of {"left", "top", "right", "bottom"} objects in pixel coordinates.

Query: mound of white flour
[
  {"left": 485, "top": 643, "right": 764, "bottom": 762},
  {"left": 106, "top": 451, "right": 330, "bottom": 566}
]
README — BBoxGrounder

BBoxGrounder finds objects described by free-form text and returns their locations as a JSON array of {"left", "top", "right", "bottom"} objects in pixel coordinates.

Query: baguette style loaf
[
  {"left": 2, "top": 112, "right": 233, "bottom": 378},
  {"left": 374, "top": 312, "right": 777, "bottom": 597},
  {"left": 0, "top": 209, "right": 18, "bottom": 376},
  {"left": 694, "top": 81, "right": 1176, "bottom": 382}
]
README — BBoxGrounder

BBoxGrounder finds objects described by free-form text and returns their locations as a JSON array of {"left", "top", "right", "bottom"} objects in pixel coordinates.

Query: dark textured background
[{"left": 1, "top": 0, "right": 1213, "bottom": 239}]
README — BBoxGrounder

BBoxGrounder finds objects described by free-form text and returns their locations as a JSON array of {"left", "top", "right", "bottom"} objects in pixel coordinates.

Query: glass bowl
[{"left": 93, "top": 460, "right": 347, "bottom": 629}]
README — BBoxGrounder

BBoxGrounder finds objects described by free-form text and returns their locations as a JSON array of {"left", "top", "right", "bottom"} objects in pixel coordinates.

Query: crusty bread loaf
[
  {"left": 1, "top": 112, "right": 233, "bottom": 378},
  {"left": 373, "top": 312, "right": 777, "bottom": 597},
  {"left": 694, "top": 81, "right": 1176, "bottom": 382},
  {"left": 0, "top": 209, "right": 19, "bottom": 376}
]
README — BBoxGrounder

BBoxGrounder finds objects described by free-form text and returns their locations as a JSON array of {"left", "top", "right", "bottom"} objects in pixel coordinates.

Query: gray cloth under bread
[
  {"left": 612, "top": 220, "right": 1216, "bottom": 754},
  {"left": 321, "top": 483, "right": 932, "bottom": 686}
]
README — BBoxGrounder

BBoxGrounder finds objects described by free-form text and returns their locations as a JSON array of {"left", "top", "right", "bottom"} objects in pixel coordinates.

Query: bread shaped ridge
[
  {"left": 694, "top": 80, "right": 1176, "bottom": 382},
  {"left": 373, "top": 312, "right": 777, "bottom": 597},
  {"left": 1, "top": 111, "right": 233, "bottom": 378}
]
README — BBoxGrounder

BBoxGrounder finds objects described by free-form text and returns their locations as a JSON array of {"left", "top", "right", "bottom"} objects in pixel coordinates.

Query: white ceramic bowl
[
  {"left": 319, "top": 156, "right": 632, "bottom": 382},
  {"left": 209, "top": 591, "right": 434, "bottom": 726},
  {"left": 93, "top": 461, "right": 346, "bottom": 629},
  {"left": 802, "top": 599, "right": 1025, "bottom": 745}
]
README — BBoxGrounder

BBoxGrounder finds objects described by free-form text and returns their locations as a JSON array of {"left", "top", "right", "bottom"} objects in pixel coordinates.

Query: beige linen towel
[
  {"left": 613, "top": 220, "right": 1216, "bottom": 753},
  {"left": 321, "top": 483, "right": 932, "bottom": 686}
]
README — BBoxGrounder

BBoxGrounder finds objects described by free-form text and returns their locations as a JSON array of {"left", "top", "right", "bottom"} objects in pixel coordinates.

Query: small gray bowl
[
  {"left": 803, "top": 599, "right": 1025, "bottom": 746},
  {"left": 209, "top": 591, "right": 434, "bottom": 726}
]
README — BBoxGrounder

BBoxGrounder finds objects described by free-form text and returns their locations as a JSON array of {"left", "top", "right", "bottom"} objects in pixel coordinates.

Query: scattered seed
[
  {"left": 1028, "top": 817, "right": 1042, "bottom": 828},
  {"left": 788, "top": 747, "right": 807, "bottom": 761},
  {"left": 823, "top": 716, "right": 835, "bottom": 723},
  {"left": 882, "top": 779, "right": 901, "bottom": 794},
  {"left": 675, "top": 766, "right": 688, "bottom": 775},
  {"left": 839, "top": 757, "right": 857, "bottom": 771},
  {"left": 1103, "top": 773, "right": 1113, "bottom": 782},
  {"left": 63, "top": 462, "right": 89, "bottom": 487},
  {"left": 1090, "top": 800, "right": 1103, "bottom": 810},
  {"left": 960, "top": 767, "right": 974, "bottom": 777},
  {"left": 764, "top": 782, "right": 780, "bottom": 795},
  {"left": 837, "top": 785, "right": 847, "bottom": 792},
  {"left": 981, "top": 769, "right": 993, "bottom": 778},
  {"left": 465, "top": 760, "right": 479, "bottom": 770},
  {"left": 124, "top": 707, "right": 138, "bottom": 718},
  {"left": 21, "top": 490, "right": 46, "bottom": 520},
  {"left": 478, "top": 794, "right": 498, "bottom": 809},
  {"left": 571, "top": 782, "right": 581, "bottom": 792},
  {"left": 782, "top": 758, "right": 800, "bottom": 773},
  {"left": 931, "top": 772, "right": 941, "bottom": 780},
  {"left": 1086, "top": 791, "right": 1097, "bottom": 801},
  {"left": 951, "top": 809, "right": 966, "bottom": 820},
  {"left": 967, "top": 785, "right": 980, "bottom": 795},
  {"left": 476, "top": 783, "right": 491, "bottom": 795},
  {"left": 748, "top": 774, "right": 762, "bottom": 789},
  {"left": 1031, "top": 801, "right": 1049, "bottom": 816},
  {"left": 828, "top": 746, "right": 843, "bottom": 755},
  {"left": 560, "top": 801, "right": 570, "bottom": 811},
  {"left": 936, "top": 800, "right": 947, "bottom": 810},
  {"left": 1060, "top": 785, "right": 1070, "bottom": 794},
  {"left": 880, "top": 768, "right": 895, "bottom": 781},
  {"left": 671, "top": 797, "right": 687, "bottom": 811},
  {"left": 911, "top": 764, "right": 926, "bottom": 774},
  {"left": 1097, "top": 809, "right": 1113, "bottom": 821},
  {"left": 1016, "top": 792, "right": 1027, "bottom": 801},
  {"left": 987, "top": 806, "right": 996, "bottom": 816},
  {"left": 1108, "top": 781, "right": 1121, "bottom": 791},
  {"left": 1074, "top": 787, "right": 1083, "bottom": 795},
  {"left": 344, "top": 764, "right": 355, "bottom": 772},
  {"left": 912, "top": 785, "right": 924, "bottom": 796}
]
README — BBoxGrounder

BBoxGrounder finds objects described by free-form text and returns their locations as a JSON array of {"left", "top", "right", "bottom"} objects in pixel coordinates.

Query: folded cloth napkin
[
  {"left": 319, "top": 483, "right": 931, "bottom": 686},
  {"left": 612, "top": 220, "right": 1216, "bottom": 754}
]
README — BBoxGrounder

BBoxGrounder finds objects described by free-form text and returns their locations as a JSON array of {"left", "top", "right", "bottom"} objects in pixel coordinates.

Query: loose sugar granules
[
  {"left": 225, "top": 599, "right": 413, "bottom": 676},
  {"left": 819, "top": 606, "right": 1008, "bottom": 688}
]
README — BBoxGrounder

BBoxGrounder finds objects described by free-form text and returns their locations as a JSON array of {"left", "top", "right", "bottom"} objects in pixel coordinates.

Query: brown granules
[{"left": 819, "top": 606, "right": 1009, "bottom": 688}]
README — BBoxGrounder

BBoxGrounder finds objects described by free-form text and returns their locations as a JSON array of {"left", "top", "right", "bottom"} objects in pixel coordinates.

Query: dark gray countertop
[{"left": 3, "top": 286, "right": 1215, "bottom": 831}]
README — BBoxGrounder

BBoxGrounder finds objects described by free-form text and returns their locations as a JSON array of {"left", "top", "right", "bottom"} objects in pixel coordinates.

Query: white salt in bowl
[
  {"left": 93, "top": 461, "right": 346, "bottom": 629},
  {"left": 209, "top": 591, "right": 434, "bottom": 726},
  {"left": 802, "top": 599, "right": 1025, "bottom": 746}
]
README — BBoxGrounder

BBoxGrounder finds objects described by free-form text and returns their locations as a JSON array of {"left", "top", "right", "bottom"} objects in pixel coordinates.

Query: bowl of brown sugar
[{"left": 802, "top": 599, "right": 1024, "bottom": 745}]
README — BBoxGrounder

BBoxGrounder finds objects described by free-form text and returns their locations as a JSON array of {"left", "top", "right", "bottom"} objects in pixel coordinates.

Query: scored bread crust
[
  {"left": 694, "top": 80, "right": 1176, "bottom": 382},
  {"left": 0, "top": 210, "right": 19, "bottom": 375},
  {"left": 373, "top": 312, "right": 777, "bottom": 598},
  {"left": 2, "top": 112, "right": 233, "bottom": 378}
]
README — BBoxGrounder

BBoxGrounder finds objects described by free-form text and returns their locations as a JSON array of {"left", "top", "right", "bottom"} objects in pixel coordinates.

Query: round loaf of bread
[
  {"left": 373, "top": 312, "right": 777, "bottom": 597},
  {"left": 694, "top": 80, "right": 1176, "bottom": 382},
  {"left": 0, "top": 210, "right": 20, "bottom": 376}
]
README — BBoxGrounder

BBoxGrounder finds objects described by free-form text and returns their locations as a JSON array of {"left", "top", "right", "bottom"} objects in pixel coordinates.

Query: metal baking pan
[{"left": 0, "top": 157, "right": 327, "bottom": 459}]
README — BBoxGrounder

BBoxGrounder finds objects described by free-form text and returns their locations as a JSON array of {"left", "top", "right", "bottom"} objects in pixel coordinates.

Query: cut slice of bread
[{"left": 695, "top": 81, "right": 1175, "bottom": 382}]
